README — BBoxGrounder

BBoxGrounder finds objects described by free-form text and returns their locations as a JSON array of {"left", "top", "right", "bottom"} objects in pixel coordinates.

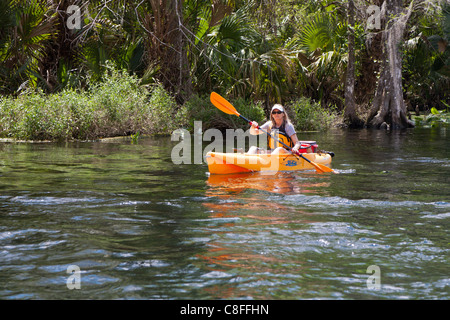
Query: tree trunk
[
  {"left": 143, "top": 0, "right": 192, "bottom": 103},
  {"left": 343, "top": 0, "right": 364, "bottom": 128},
  {"left": 367, "top": 0, "right": 415, "bottom": 129}
]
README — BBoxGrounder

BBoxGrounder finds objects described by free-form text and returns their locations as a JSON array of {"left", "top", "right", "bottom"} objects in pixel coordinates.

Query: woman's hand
[
  {"left": 292, "top": 142, "right": 301, "bottom": 153},
  {"left": 249, "top": 121, "right": 261, "bottom": 135},
  {"left": 250, "top": 121, "right": 259, "bottom": 128}
]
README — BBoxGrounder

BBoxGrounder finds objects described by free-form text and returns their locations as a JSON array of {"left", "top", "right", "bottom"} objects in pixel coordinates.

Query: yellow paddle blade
[
  {"left": 295, "top": 152, "right": 336, "bottom": 174},
  {"left": 210, "top": 92, "right": 240, "bottom": 116},
  {"left": 312, "top": 162, "right": 336, "bottom": 174}
]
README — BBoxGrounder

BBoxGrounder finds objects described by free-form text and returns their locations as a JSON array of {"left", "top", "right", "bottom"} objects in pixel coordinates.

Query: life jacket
[{"left": 268, "top": 123, "right": 294, "bottom": 150}]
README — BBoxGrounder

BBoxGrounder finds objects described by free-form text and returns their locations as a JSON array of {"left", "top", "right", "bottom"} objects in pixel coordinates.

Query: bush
[
  {"left": 0, "top": 65, "right": 189, "bottom": 141},
  {"left": 414, "top": 105, "right": 450, "bottom": 127},
  {"left": 146, "top": 84, "right": 189, "bottom": 135},
  {"left": 0, "top": 89, "right": 73, "bottom": 140},
  {"left": 87, "top": 67, "right": 151, "bottom": 138},
  {"left": 287, "top": 97, "right": 337, "bottom": 131}
]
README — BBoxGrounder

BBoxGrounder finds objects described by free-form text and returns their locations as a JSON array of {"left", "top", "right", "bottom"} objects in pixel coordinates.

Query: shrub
[
  {"left": 0, "top": 65, "right": 189, "bottom": 141},
  {"left": 287, "top": 97, "right": 337, "bottom": 131},
  {"left": 146, "top": 84, "right": 189, "bottom": 135},
  {"left": 87, "top": 66, "right": 149, "bottom": 138}
]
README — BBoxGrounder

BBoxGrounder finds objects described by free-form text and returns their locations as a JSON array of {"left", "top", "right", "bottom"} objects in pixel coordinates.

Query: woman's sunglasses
[{"left": 272, "top": 110, "right": 284, "bottom": 114}]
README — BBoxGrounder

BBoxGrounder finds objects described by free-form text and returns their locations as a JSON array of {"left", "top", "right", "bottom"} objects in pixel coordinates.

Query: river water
[{"left": 0, "top": 127, "right": 448, "bottom": 300}]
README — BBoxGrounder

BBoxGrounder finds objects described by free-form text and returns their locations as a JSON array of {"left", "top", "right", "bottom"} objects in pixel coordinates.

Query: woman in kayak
[{"left": 248, "top": 104, "right": 301, "bottom": 154}]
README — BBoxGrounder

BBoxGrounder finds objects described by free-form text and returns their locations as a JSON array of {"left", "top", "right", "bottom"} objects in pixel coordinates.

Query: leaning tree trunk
[
  {"left": 344, "top": 0, "right": 364, "bottom": 128},
  {"left": 367, "top": 0, "right": 415, "bottom": 129}
]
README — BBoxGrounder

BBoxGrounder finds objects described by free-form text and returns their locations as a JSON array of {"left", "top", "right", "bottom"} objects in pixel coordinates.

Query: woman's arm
[
  {"left": 285, "top": 123, "right": 301, "bottom": 152},
  {"left": 250, "top": 121, "right": 270, "bottom": 135},
  {"left": 291, "top": 134, "right": 301, "bottom": 152}
]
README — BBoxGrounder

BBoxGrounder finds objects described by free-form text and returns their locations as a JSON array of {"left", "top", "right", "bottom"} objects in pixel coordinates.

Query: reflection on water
[
  {"left": 199, "top": 176, "right": 325, "bottom": 299},
  {"left": 206, "top": 172, "right": 331, "bottom": 195},
  {"left": 0, "top": 128, "right": 449, "bottom": 299}
]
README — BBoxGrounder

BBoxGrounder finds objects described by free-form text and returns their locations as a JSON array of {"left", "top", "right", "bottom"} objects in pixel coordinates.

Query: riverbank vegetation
[
  {"left": 0, "top": 0, "right": 449, "bottom": 140},
  {"left": 0, "top": 66, "right": 334, "bottom": 140},
  {"left": 414, "top": 103, "right": 450, "bottom": 127},
  {"left": 0, "top": 67, "right": 186, "bottom": 140}
]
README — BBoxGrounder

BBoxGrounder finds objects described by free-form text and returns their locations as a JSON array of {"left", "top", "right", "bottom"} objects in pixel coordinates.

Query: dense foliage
[
  {"left": 0, "top": 66, "right": 186, "bottom": 140},
  {"left": 0, "top": 0, "right": 448, "bottom": 139}
]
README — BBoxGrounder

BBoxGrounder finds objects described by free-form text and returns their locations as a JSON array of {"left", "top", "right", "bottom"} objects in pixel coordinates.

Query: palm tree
[
  {"left": 402, "top": 1, "right": 449, "bottom": 110},
  {"left": 0, "top": 0, "right": 58, "bottom": 94},
  {"left": 292, "top": 8, "right": 348, "bottom": 109},
  {"left": 71, "top": 1, "right": 146, "bottom": 87},
  {"left": 0, "top": 0, "right": 17, "bottom": 93},
  {"left": 189, "top": 2, "right": 299, "bottom": 110}
]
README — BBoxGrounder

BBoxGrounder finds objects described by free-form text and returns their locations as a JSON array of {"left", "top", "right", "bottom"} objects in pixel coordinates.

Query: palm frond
[
  {"left": 298, "top": 13, "right": 335, "bottom": 53},
  {"left": 0, "top": 0, "right": 58, "bottom": 93}
]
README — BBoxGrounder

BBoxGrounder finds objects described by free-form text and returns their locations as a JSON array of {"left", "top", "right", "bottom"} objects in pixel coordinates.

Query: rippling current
[{"left": 0, "top": 127, "right": 449, "bottom": 299}]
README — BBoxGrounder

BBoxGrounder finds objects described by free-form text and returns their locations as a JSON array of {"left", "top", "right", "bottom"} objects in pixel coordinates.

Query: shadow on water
[{"left": 0, "top": 127, "right": 449, "bottom": 299}]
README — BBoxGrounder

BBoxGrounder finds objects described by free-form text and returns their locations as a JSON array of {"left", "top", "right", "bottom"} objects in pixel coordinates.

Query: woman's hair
[{"left": 270, "top": 104, "right": 292, "bottom": 127}]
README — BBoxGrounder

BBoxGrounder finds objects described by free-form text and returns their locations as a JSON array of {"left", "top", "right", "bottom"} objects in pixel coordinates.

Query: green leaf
[{"left": 430, "top": 107, "right": 439, "bottom": 114}]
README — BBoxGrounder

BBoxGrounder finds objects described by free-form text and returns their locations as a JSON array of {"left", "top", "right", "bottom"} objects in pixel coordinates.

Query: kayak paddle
[{"left": 210, "top": 92, "right": 336, "bottom": 174}]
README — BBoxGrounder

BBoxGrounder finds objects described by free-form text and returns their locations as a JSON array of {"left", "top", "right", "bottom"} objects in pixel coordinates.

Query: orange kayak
[{"left": 205, "top": 151, "right": 332, "bottom": 174}]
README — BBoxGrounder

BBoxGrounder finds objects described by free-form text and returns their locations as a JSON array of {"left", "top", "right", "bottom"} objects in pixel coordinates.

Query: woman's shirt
[{"left": 260, "top": 121, "right": 296, "bottom": 137}]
